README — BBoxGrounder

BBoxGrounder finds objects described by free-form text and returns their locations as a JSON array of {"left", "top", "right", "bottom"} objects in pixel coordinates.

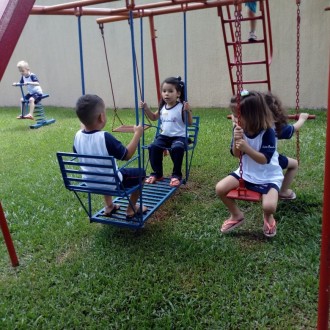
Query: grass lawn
[{"left": 0, "top": 105, "right": 326, "bottom": 329}]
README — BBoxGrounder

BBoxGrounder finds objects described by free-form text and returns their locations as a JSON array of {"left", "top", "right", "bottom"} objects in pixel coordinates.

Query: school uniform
[
  {"left": 73, "top": 130, "right": 145, "bottom": 189},
  {"left": 231, "top": 127, "right": 284, "bottom": 194},
  {"left": 149, "top": 102, "right": 187, "bottom": 179}
]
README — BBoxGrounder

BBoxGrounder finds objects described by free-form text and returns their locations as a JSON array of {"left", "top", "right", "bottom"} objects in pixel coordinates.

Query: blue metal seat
[
  {"left": 57, "top": 152, "right": 179, "bottom": 229},
  {"left": 143, "top": 116, "right": 200, "bottom": 183}
]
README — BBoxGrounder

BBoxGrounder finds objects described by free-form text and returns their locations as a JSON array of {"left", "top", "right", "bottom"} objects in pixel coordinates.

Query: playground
[
  {"left": 0, "top": 0, "right": 329, "bottom": 328},
  {"left": 0, "top": 105, "right": 325, "bottom": 328}
]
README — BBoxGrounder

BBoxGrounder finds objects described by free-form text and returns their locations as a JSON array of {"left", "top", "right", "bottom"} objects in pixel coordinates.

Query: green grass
[{"left": 0, "top": 106, "right": 325, "bottom": 329}]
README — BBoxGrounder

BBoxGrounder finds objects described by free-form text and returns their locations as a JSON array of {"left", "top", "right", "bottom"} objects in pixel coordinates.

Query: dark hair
[
  {"left": 159, "top": 76, "right": 185, "bottom": 110},
  {"left": 230, "top": 90, "right": 273, "bottom": 134},
  {"left": 75, "top": 94, "right": 105, "bottom": 126},
  {"left": 263, "top": 91, "right": 288, "bottom": 136}
]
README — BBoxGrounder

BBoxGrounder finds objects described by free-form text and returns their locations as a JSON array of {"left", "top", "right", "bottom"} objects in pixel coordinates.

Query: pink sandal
[
  {"left": 263, "top": 218, "right": 277, "bottom": 237},
  {"left": 170, "top": 177, "right": 181, "bottom": 187},
  {"left": 145, "top": 175, "right": 163, "bottom": 184},
  {"left": 220, "top": 218, "right": 245, "bottom": 233}
]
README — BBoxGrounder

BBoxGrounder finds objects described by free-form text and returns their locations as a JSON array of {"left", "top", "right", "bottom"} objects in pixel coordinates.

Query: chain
[
  {"left": 234, "top": 4, "right": 244, "bottom": 179},
  {"left": 99, "top": 23, "right": 124, "bottom": 128},
  {"left": 295, "top": 1, "right": 301, "bottom": 164}
]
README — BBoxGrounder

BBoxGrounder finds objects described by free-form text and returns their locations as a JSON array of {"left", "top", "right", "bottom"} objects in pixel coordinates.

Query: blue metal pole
[
  {"left": 140, "top": 16, "right": 146, "bottom": 168},
  {"left": 129, "top": 11, "right": 143, "bottom": 223},
  {"left": 77, "top": 15, "right": 85, "bottom": 95},
  {"left": 183, "top": 12, "right": 188, "bottom": 102},
  {"left": 129, "top": 11, "right": 139, "bottom": 126},
  {"left": 183, "top": 11, "right": 189, "bottom": 182}
]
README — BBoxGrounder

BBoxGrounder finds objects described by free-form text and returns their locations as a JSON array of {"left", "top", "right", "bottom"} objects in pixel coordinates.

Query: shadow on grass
[{"left": 277, "top": 193, "right": 322, "bottom": 217}]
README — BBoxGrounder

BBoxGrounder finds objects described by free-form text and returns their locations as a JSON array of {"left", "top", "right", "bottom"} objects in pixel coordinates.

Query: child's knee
[
  {"left": 171, "top": 140, "right": 185, "bottom": 151},
  {"left": 29, "top": 98, "right": 35, "bottom": 105},
  {"left": 262, "top": 201, "right": 277, "bottom": 214},
  {"left": 289, "top": 159, "right": 298, "bottom": 170},
  {"left": 215, "top": 181, "right": 226, "bottom": 197}
]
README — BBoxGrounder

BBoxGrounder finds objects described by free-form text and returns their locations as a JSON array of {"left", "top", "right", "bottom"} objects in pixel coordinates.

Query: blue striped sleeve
[
  {"left": 260, "top": 128, "right": 276, "bottom": 163},
  {"left": 104, "top": 132, "right": 128, "bottom": 160}
]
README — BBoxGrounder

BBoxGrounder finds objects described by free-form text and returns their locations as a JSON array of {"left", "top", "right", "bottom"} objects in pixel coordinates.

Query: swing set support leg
[{"left": 0, "top": 202, "right": 19, "bottom": 267}]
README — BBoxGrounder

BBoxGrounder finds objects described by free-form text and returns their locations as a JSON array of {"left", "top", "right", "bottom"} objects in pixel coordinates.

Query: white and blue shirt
[
  {"left": 20, "top": 73, "right": 42, "bottom": 94},
  {"left": 277, "top": 124, "right": 295, "bottom": 140},
  {"left": 160, "top": 102, "right": 186, "bottom": 137},
  {"left": 233, "top": 128, "right": 284, "bottom": 189},
  {"left": 73, "top": 130, "right": 128, "bottom": 187}
]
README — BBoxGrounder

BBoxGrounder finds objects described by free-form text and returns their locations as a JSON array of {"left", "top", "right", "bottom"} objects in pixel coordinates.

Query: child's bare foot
[
  {"left": 104, "top": 203, "right": 120, "bottom": 216},
  {"left": 126, "top": 204, "right": 148, "bottom": 219}
]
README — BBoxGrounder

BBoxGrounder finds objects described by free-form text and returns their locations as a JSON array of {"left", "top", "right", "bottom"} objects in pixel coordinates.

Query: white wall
[{"left": 0, "top": 0, "right": 329, "bottom": 109}]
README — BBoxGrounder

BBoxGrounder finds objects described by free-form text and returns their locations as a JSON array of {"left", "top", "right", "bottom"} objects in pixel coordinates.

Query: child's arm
[
  {"left": 235, "top": 140, "right": 268, "bottom": 164},
  {"left": 124, "top": 125, "right": 144, "bottom": 160},
  {"left": 293, "top": 113, "right": 309, "bottom": 131},
  {"left": 236, "top": 128, "right": 276, "bottom": 165},
  {"left": 25, "top": 81, "right": 40, "bottom": 86},
  {"left": 183, "top": 101, "right": 193, "bottom": 126},
  {"left": 231, "top": 125, "right": 244, "bottom": 158},
  {"left": 140, "top": 101, "right": 159, "bottom": 121},
  {"left": 233, "top": 125, "right": 268, "bottom": 164}
]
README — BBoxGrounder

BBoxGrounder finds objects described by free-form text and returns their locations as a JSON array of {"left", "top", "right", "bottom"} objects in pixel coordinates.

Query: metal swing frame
[{"left": 57, "top": 9, "right": 199, "bottom": 229}]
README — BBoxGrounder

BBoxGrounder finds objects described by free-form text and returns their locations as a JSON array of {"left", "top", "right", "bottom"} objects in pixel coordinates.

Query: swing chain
[
  {"left": 99, "top": 22, "right": 124, "bottom": 128},
  {"left": 234, "top": 4, "right": 244, "bottom": 179},
  {"left": 296, "top": 1, "right": 301, "bottom": 164},
  {"left": 99, "top": 23, "right": 104, "bottom": 36}
]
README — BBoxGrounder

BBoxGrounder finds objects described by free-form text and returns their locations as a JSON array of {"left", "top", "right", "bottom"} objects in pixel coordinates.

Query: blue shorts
[
  {"left": 120, "top": 168, "right": 146, "bottom": 188},
  {"left": 278, "top": 154, "right": 288, "bottom": 170},
  {"left": 152, "top": 135, "right": 188, "bottom": 150},
  {"left": 245, "top": 2, "right": 257, "bottom": 13},
  {"left": 25, "top": 93, "right": 43, "bottom": 104},
  {"left": 230, "top": 172, "right": 279, "bottom": 194}
]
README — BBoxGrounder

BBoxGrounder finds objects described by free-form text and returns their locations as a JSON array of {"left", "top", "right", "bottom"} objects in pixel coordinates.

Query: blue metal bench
[
  {"left": 143, "top": 116, "right": 200, "bottom": 183},
  {"left": 57, "top": 153, "right": 179, "bottom": 229},
  {"left": 57, "top": 116, "right": 199, "bottom": 229}
]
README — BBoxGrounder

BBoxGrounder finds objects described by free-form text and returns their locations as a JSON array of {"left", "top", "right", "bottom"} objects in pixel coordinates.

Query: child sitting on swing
[
  {"left": 264, "top": 91, "right": 310, "bottom": 200},
  {"left": 74, "top": 94, "right": 147, "bottom": 219},
  {"left": 216, "top": 91, "right": 283, "bottom": 237},
  {"left": 140, "top": 76, "right": 193, "bottom": 187}
]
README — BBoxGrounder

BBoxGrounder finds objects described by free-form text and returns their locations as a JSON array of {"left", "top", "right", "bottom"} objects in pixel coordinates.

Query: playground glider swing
[{"left": 57, "top": 9, "right": 200, "bottom": 229}]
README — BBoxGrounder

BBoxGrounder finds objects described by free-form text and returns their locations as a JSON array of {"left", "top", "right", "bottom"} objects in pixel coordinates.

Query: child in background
[
  {"left": 13, "top": 60, "right": 43, "bottom": 120},
  {"left": 140, "top": 76, "right": 193, "bottom": 187},
  {"left": 264, "top": 91, "right": 310, "bottom": 200},
  {"left": 216, "top": 91, "right": 283, "bottom": 237},
  {"left": 74, "top": 94, "right": 147, "bottom": 219},
  {"left": 246, "top": 2, "right": 258, "bottom": 42}
]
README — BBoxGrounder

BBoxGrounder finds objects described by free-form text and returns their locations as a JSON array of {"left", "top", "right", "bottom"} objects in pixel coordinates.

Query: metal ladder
[{"left": 218, "top": 0, "right": 273, "bottom": 94}]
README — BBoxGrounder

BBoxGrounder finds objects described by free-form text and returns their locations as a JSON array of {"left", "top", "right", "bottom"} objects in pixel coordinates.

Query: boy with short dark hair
[{"left": 74, "top": 94, "right": 147, "bottom": 218}]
